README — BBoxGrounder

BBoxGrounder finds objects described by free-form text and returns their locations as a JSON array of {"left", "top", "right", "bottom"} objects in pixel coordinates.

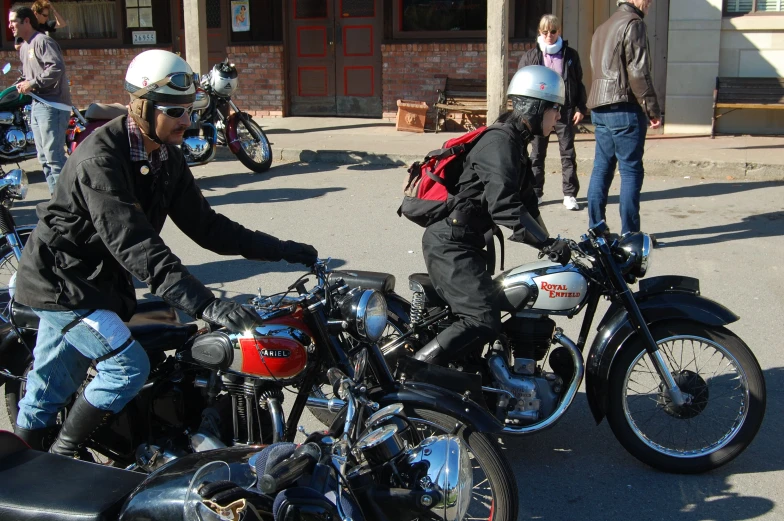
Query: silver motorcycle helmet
[
  {"left": 506, "top": 65, "right": 566, "bottom": 136},
  {"left": 208, "top": 60, "right": 239, "bottom": 97}
]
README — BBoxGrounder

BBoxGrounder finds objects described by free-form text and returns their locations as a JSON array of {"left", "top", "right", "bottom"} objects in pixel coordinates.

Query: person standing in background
[
  {"left": 586, "top": 0, "right": 661, "bottom": 235},
  {"left": 9, "top": 5, "right": 72, "bottom": 195},
  {"left": 518, "top": 14, "right": 588, "bottom": 212},
  {"left": 32, "top": 1, "right": 68, "bottom": 37}
]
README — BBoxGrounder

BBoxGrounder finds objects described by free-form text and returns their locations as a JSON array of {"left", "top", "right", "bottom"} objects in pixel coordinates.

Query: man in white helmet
[
  {"left": 414, "top": 65, "right": 572, "bottom": 363},
  {"left": 12, "top": 50, "right": 318, "bottom": 457}
]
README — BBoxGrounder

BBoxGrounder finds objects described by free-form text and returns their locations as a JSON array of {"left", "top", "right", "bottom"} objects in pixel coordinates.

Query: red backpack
[{"left": 397, "top": 124, "right": 514, "bottom": 227}]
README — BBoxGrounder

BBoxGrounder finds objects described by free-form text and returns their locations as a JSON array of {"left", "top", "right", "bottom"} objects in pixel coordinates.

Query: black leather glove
[
  {"left": 281, "top": 240, "right": 318, "bottom": 267},
  {"left": 200, "top": 299, "right": 263, "bottom": 332},
  {"left": 540, "top": 238, "right": 571, "bottom": 266}
]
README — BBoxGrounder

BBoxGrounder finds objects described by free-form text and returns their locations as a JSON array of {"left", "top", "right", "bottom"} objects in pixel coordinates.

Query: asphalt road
[{"left": 2, "top": 158, "right": 783, "bottom": 521}]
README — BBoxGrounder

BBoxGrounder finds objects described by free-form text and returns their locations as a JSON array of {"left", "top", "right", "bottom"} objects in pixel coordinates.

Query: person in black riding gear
[
  {"left": 12, "top": 50, "right": 318, "bottom": 456},
  {"left": 414, "top": 65, "right": 571, "bottom": 364}
]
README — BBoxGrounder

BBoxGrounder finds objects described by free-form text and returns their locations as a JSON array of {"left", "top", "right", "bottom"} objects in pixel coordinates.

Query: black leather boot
[
  {"left": 49, "top": 394, "right": 112, "bottom": 458},
  {"left": 13, "top": 425, "right": 59, "bottom": 452},
  {"left": 413, "top": 337, "right": 447, "bottom": 364}
]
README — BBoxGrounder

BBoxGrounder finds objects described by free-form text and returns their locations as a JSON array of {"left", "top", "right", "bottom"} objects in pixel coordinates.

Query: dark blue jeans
[{"left": 587, "top": 103, "right": 648, "bottom": 235}]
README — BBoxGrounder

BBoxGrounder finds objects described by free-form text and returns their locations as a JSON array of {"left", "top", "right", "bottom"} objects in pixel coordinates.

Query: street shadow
[
  {"left": 192, "top": 162, "right": 342, "bottom": 191},
  {"left": 504, "top": 365, "right": 782, "bottom": 521},
  {"left": 651, "top": 211, "right": 784, "bottom": 248},
  {"left": 186, "top": 257, "right": 347, "bottom": 286},
  {"left": 201, "top": 186, "right": 346, "bottom": 207},
  {"left": 294, "top": 150, "right": 408, "bottom": 168},
  {"left": 263, "top": 122, "right": 395, "bottom": 135},
  {"left": 726, "top": 144, "right": 784, "bottom": 151}
]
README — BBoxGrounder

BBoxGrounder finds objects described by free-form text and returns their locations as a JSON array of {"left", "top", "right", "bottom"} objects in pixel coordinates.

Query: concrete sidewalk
[{"left": 243, "top": 116, "right": 784, "bottom": 180}]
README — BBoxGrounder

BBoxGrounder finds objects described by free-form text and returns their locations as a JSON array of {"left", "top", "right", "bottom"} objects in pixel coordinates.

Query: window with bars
[{"left": 725, "top": 0, "right": 783, "bottom": 14}]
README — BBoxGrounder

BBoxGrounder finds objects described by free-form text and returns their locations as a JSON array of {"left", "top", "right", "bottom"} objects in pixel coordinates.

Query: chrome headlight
[
  {"left": 404, "top": 435, "right": 472, "bottom": 521},
  {"left": 339, "top": 288, "right": 388, "bottom": 342},
  {"left": 619, "top": 232, "right": 652, "bottom": 278}
]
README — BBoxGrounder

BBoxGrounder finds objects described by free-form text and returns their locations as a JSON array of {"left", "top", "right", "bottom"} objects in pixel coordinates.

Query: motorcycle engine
[{"left": 503, "top": 315, "right": 555, "bottom": 361}]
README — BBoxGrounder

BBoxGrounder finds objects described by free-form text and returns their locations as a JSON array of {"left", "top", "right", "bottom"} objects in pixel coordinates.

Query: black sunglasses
[
  {"left": 155, "top": 104, "right": 194, "bottom": 119},
  {"left": 540, "top": 29, "right": 558, "bottom": 35}
]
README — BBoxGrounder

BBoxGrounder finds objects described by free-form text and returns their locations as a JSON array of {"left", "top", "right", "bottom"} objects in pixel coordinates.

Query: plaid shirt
[{"left": 127, "top": 116, "right": 168, "bottom": 175}]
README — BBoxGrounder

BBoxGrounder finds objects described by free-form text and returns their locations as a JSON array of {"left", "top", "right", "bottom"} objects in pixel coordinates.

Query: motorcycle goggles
[
  {"left": 155, "top": 104, "right": 195, "bottom": 119},
  {"left": 130, "top": 72, "right": 194, "bottom": 99}
]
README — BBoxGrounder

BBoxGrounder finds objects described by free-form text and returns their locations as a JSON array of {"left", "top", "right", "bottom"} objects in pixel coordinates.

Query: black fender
[
  {"left": 385, "top": 291, "right": 411, "bottom": 324},
  {"left": 585, "top": 275, "right": 739, "bottom": 424},
  {"left": 369, "top": 381, "right": 503, "bottom": 433}
]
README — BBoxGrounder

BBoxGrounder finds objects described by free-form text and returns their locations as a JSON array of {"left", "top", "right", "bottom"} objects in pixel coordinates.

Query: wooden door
[
  {"left": 288, "top": 0, "right": 382, "bottom": 116},
  {"left": 173, "top": 0, "right": 229, "bottom": 75}
]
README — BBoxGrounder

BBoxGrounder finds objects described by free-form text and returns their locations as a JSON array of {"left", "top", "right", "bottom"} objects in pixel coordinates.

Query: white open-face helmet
[
  {"left": 507, "top": 65, "right": 565, "bottom": 106},
  {"left": 125, "top": 49, "right": 196, "bottom": 104}
]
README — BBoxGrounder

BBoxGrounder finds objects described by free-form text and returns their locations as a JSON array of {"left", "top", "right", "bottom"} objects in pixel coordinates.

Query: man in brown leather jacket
[{"left": 585, "top": 0, "right": 661, "bottom": 235}]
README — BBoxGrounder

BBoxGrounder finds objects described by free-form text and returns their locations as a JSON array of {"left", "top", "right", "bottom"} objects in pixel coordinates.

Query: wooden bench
[
  {"left": 434, "top": 77, "right": 488, "bottom": 133},
  {"left": 711, "top": 76, "right": 784, "bottom": 138}
]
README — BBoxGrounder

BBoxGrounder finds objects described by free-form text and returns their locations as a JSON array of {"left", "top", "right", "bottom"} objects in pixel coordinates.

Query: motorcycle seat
[
  {"left": 329, "top": 270, "right": 395, "bottom": 294},
  {"left": 0, "top": 430, "right": 144, "bottom": 521},
  {"left": 408, "top": 273, "right": 447, "bottom": 307},
  {"left": 10, "top": 299, "right": 198, "bottom": 354},
  {"left": 84, "top": 102, "right": 126, "bottom": 121}
]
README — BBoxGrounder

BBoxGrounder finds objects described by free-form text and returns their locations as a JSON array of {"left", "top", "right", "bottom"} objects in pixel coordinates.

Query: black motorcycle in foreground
[
  {"left": 66, "top": 59, "right": 272, "bottom": 173},
  {"left": 312, "top": 222, "right": 766, "bottom": 474},
  {"left": 0, "top": 258, "right": 517, "bottom": 520},
  {"left": 0, "top": 361, "right": 484, "bottom": 521}
]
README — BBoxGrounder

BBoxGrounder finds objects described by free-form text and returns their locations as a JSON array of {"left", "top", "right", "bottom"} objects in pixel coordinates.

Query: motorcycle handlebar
[{"left": 257, "top": 443, "right": 321, "bottom": 494}]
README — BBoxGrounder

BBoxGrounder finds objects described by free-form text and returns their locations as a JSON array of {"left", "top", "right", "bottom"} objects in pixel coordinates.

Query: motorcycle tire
[
  {"left": 403, "top": 407, "right": 518, "bottom": 521},
  {"left": 233, "top": 113, "right": 272, "bottom": 173},
  {"left": 606, "top": 319, "right": 766, "bottom": 474}
]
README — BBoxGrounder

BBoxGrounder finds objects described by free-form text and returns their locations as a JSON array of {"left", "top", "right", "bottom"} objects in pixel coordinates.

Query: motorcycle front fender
[
  {"left": 585, "top": 276, "right": 739, "bottom": 424},
  {"left": 224, "top": 111, "right": 247, "bottom": 154},
  {"left": 369, "top": 381, "right": 503, "bottom": 433},
  {"left": 385, "top": 291, "right": 411, "bottom": 324}
]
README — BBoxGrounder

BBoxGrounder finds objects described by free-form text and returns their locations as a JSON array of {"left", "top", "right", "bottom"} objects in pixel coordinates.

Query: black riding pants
[
  {"left": 421, "top": 219, "right": 501, "bottom": 357},
  {"left": 530, "top": 108, "right": 579, "bottom": 198}
]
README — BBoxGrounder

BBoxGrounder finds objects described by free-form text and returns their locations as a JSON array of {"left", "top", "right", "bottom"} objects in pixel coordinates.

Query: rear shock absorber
[{"left": 410, "top": 291, "right": 426, "bottom": 327}]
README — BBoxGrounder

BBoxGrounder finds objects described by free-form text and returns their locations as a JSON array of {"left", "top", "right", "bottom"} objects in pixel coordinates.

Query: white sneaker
[
  {"left": 563, "top": 196, "right": 580, "bottom": 211},
  {"left": 537, "top": 196, "right": 543, "bottom": 205}
]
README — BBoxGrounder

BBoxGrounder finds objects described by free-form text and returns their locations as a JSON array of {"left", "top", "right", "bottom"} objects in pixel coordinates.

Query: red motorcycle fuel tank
[{"left": 229, "top": 312, "right": 311, "bottom": 380}]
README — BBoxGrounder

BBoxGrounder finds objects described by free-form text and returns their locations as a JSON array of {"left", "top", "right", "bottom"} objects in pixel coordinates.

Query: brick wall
[
  {"left": 226, "top": 45, "right": 285, "bottom": 117},
  {"left": 381, "top": 42, "right": 535, "bottom": 129},
  {"left": 0, "top": 45, "right": 285, "bottom": 117}
]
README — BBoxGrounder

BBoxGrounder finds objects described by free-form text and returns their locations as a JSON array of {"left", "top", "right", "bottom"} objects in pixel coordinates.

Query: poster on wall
[{"left": 231, "top": 0, "right": 250, "bottom": 32}]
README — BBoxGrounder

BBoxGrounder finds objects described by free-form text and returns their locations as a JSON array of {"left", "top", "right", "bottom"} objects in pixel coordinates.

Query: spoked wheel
[
  {"left": 607, "top": 320, "right": 766, "bottom": 473},
  {"left": 232, "top": 113, "right": 272, "bottom": 173},
  {"left": 0, "top": 228, "right": 32, "bottom": 313},
  {"left": 403, "top": 408, "right": 518, "bottom": 521}
]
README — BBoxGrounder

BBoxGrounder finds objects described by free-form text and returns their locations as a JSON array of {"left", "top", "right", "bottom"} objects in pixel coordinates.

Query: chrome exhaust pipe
[{"left": 501, "top": 329, "right": 584, "bottom": 435}]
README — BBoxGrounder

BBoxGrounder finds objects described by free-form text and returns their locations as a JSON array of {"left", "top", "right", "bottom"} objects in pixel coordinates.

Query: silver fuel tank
[{"left": 497, "top": 260, "right": 589, "bottom": 315}]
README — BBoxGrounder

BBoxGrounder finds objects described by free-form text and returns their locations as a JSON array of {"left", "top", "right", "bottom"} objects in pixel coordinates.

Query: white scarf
[{"left": 537, "top": 35, "right": 563, "bottom": 55}]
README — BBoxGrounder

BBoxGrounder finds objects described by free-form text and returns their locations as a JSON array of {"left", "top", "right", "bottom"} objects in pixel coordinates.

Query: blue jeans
[
  {"left": 16, "top": 308, "right": 150, "bottom": 430},
  {"left": 30, "top": 101, "right": 71, "bottom": 195},
  {"left": 586, "top": 103, "right": 648, "bottom": 235}
]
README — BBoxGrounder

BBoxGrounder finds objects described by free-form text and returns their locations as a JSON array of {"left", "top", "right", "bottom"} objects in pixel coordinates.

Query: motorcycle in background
[
  {"left": 0, "top": 64, "right": 37, "bottom": 166},
  {"left": 66, "top": 59, "right": 273, "bottom": 173}
]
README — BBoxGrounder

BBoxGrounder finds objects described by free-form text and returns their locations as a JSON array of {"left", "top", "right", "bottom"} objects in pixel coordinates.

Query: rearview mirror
[{"left": 2, "top": 64, "right": 11, "bottom": 75}]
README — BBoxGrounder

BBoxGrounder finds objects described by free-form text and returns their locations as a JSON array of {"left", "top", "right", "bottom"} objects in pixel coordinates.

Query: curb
[{"left": 216, "top": 146, "right": 784, "bottom": 181}]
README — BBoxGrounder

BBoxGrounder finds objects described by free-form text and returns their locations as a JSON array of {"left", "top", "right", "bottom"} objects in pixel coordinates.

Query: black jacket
[
  {"left": 450, "top": 123, "right": 545, "bottom": 245},
  {"left": 15, "top": 116, "right": 287, "bottom": 321},
  {"left": 518, "top": 40, "right": 588, "bottom": 115}
]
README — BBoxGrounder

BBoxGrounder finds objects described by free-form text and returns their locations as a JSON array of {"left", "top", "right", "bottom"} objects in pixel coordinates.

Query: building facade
[{"left": 2, "top": 0, "right": 782, "bottom": 133}]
